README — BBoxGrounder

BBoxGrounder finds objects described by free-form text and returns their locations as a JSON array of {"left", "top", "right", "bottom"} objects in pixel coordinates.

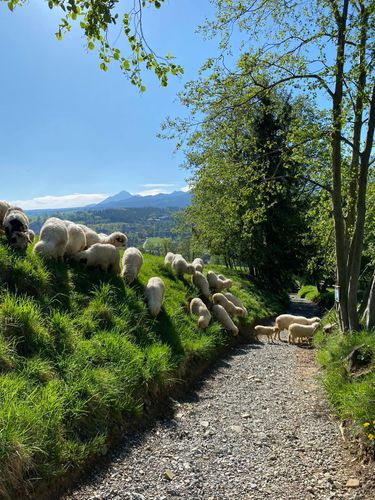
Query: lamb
[
  {"left": 74, "top": 243, "right": 120, "bottom": 274},
  {"left": 254, "top": 325, "right": 277, "bottom": 342},
  {"left": 77, "top": 224, "right": 101, "bottom": 248},
  {"left": 63, "top": 221, "right": 87, "bottom": 257},
  {"left": 171, "top": 255, "right": 195, "bottom": 277},
  {"left": 288, "top": 322, "right": 320, "bottom": 345},
  {"left": 33, "top": 217, "right": 68, "bottom": 259},
  {"left": 145, "top": 277, "right": 165, "bottom": 317},
  {"left": 0, "top": 200, "right": 10, "bottom": 232},
  {"left": 212, "top": 293, "right": 244, "bottom": 317},
  {"left": 192, "top": 258, "right": 204, "bottom": 273},
  {"left": 190, "top": 298, "right": 211, "bottom": 329},
  {"left": 101, "top": 232, "right": 128, "bottom": 248},
  {"left": 121, "top": 247, "right": 144, "bottom": 283},
  {"left": 207, "top": 271, "right": 233, "bottom": 292},
  {"left": 191, "top": 271, "right": 210, "bottom": 298},
  {"left": 3, "top": 207, "right": 31, "bottom": 249},
  {"left": 212, "top": 304, "right": 238, "bottom": 335},
  {"left": 274, "top": 314, "right": 321, "bottom": 340},
  {"left": 224, "top": 292, "right": 248, "bottom": 318},
  {"left": 164, "top": 252, "right": 175, "bottom": 266}
]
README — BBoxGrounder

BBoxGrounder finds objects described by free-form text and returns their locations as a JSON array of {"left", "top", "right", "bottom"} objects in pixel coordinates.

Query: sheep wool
[
  {"left": 274, "top": 314, "right": 321, "bottom": 340},
  {"left": 207, "top": 271, "right": 233, "bottom": 292},
  {"left": 34, "top": 217, "right": 69, "bottom": 259},
  {"left": 164, "top": 252, "right": 175, "bottom": 266},
  {"left": 101, "top": 232, "right": 128, "bottom": 248},
  {"left": 77, "top": 224, "right": 101, "bottom": 248},
  {"left": 190, "top": 298, "right": 211, "bottom": 329},
  {"left": 254, "top": 325, "right": 277, "bottom": 342},
  {"left": 64, "top": 222, "right": 87, "bottom": 256},
  {"left": 212, "top": 293, "right": 244, "bottom": 317},
  {"left": 0, "top": 200, "right": 10, "bottom": 232},
  {"left": 192, "top": 258, "right": 204, "bottom": 273},
  {"left": 27, "top": 229, "right": 35, "bottom": 242},
  {"left": 145, "top": 277, "right": 165, "bottom": 317},
  {"left": 171, "top": 255, "right": 195, "bottom": 276},
  {"left": 191, "top": 271, "right": 210, "bottom": 298},
  {"left": 212, "top": 304, "right": 238, "bottom": 335},
  {"left": 121, "top": 247, "right": 144, "bottom": 283},
  {"left": 224, "top": 292, "right": 248, "bottom": 318},
  {"left": 288, "top": 322, "right": 320, "bottom": 344},
  {"left": 75, "top": 243, "right": 120, "bottom": 274},
  {"left": 3, "top": 207, "right": 30, "bottom": 249}
]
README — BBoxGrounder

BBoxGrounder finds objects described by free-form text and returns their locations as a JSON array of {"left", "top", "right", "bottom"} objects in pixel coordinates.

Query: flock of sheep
[{"left": 0, "top": 200, "right": 321, "bottom": 341}]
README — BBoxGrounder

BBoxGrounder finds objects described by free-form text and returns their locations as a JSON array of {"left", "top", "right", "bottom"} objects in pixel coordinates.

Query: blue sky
[{"left": 0, "top": 0, "right": 218, "bottom": 208}]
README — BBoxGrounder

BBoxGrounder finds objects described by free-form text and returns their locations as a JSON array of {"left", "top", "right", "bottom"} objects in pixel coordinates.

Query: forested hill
[{"left": 28, "top": 207, "right": 179, "bottom": 247}]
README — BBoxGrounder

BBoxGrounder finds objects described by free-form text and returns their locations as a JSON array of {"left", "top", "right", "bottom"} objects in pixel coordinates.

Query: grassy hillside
[{"left": 0, "top": 238, "right": 284, "bottom": 498}]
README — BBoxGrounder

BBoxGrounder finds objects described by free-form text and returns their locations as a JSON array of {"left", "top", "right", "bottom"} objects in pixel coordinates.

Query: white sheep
[
  {"left": 274, "top": 314, "right": 321, "bottom": 340},
  {"left": 192, "top": 258, "right": 204, "bottom": 273},
  {"left": 77, "top": 224, "right": 101, "bottom": 248},
  {"left": 224, "top": 292, "right": 248, "bottom": 318},
  {"left": 64, "top": 221, "right": 87, "bottom": 256},
  {"left": 288, "top": 322, "right": 320, "bottom": 344},
  {"left": 121, "top": 247, "right": 144, "bottom": 283},
  {"left": 212, "top": 293, "right": 244, "bottom": 317},
  {"left": 0, "top": 200, "right": 10, "bottom": 232},
  {"left": 27, "top": 229, "right": 35, "bottom": 242},
  {"left": 207, "top": 271, "right": 233, "bottom": 292},
  {"left": 74, "top": 243, "right": 120, "bottom": 274},
  {"left": 101, "top": 232, "right": 128, "bottom": 248},
  {"left": 191, "top": 271, "right": 210, "bottom": 298},
  {"left": 3, "top": 207, "right": 30, "bottom": 249},
  {"left": 164, "top": 252, "right": 175, "bottom": 266},
  {"left": 33, "top": 217, "right": 68, "bottom": 260},
  {"left": 254, "top": 325, "right": 277, "bottom": 342},
  {"left": 145, "top": 277, "right": 165, "bottom": 317},
  {"left": 190, "top": 298, "right": 211, "bottom": 329},
  {"left": 212, "top": 304, "right": 239, "bottom": 335},
  {"left": 171, "top": 255, "right": 195, "bottom": 277}
]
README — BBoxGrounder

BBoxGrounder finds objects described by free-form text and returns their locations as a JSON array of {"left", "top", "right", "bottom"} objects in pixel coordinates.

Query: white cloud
[
  {"left": 141, "top": 183, "right": 176, "bottom": 188},
  {"left": 11, "top": 193, "right": 108, "bottom": 210},
  {"left": 136, "top": 189, "right": 167, "bottom": 196},
  {"left": 180, "top": 185, "right": 191, "bottom": 192}
]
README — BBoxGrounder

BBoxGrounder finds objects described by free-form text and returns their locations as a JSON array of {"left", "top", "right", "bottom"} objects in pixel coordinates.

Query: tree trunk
[{"left": 366, "top": 275, "right": 375, "bottom": 330}]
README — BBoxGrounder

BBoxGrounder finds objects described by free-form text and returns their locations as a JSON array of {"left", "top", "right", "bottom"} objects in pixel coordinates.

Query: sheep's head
[
  {"left": 109, "top": 232, "right": 128, "bottom": 248},
  {"left": 9, "top": 231, "right": 29, "bottom": 250},
  {"left": 186, "top": 264, "right": 196, "bottom": 275},
  {"left": 312, "top": 321, "right": 320, "bottom": 330},
  {"left": 312, "top": 316, "right": 321, "bottom": 323}
]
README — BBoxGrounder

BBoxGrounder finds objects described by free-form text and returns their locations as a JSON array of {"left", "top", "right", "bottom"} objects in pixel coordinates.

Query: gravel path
[{"left": 65, "top": 296, "right": 374, "bottom": 500}]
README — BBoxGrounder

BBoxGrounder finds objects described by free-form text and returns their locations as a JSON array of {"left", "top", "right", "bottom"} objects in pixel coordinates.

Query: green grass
[
  {"left": 0, "top": 244, "right": 283, "bottom": 498},
  {"left": 297, "top": 284, "right": 334, "bottom": 309},
  {"left": 314, "top": 321, "right": 375, "bottom": 449}
]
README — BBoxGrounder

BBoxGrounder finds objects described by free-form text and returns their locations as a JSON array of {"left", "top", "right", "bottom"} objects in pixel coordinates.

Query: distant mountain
[
  {"left": 98, "top": 190, "right": 191, "bottom": 209},
  {"left": 95, "top": 190, "right": 133, "bottom": 207}
]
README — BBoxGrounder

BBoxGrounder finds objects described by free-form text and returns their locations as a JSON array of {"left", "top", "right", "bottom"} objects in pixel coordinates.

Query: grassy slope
[
  {"left": 0, "top": 241, "right": 283, "bottom": 498},
  {"left": 314, "top": 311, "right": 375, "bottom": 451}
]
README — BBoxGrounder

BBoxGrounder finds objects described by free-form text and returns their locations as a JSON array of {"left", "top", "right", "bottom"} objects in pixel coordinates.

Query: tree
[
  {"left": 2, "top": 0, "right": 183, "bottom": 89},
  {"left": 198, "top": 0, "right": 375, "bottom": 332}
]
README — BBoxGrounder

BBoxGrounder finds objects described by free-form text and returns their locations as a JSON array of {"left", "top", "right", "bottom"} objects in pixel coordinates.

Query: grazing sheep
[
  {"left": 3, "top": 207, "right": 30, "bottom": 249},
  {"left": 274, "top": 314, "right": 321, "bottom": 340},
  {"left": 191, "top": 271, "right": 210, "bottom": 298},
  {"left": 0, "top": 200, "right": 10, "bottom": 232},
  {"left": 171, "top": 255, "right": 195, "bottom": 277},
  {"left": 207, "top": 271, "right": 233, "bottom": 292},
  {"left": 190, "top": 298, "right": 211, "bottom": 329},
  {"left": 192, "top": 258, "right": 204, "bottom": 273},
  {"left": 101, "top": 231, "right": 128, "bottom": 248},
  {"left": 288, "top": 322, "right": 320, "bottom": 345},
  {"left": 27, "top": 229, "right": 35, "bottom": 242},
  {"left": 212, "top": 304, "right": 238, "bottom": 335},
  {"left": 145, "top": 277, "right": 165, "bottom": 317},
  {"left": 64, "top": 221, "right": 87, "bottom": 256},
  {"left": 74, "top": 243, "right": 120, "bottom": 274},
  {"left": 77, "top": 224, "right": 101, "bottom": 248},
  {"left": 224, "top": 292, "right": 248, "bottom": 318},
  {"left": 212, "top": 293, "right": 244, "bottom": 317},
  {"left": 164, "top": 252, "right": 175, "bottom": 266},
  {"left": 121, "top": 247, "right": 144, "bottom": 283},
  {"left": 254, "top": 325, "right": 277, "bottom": 342},
  {"left": 33, "top": 217, "right": 68, "bottom": 259}
]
